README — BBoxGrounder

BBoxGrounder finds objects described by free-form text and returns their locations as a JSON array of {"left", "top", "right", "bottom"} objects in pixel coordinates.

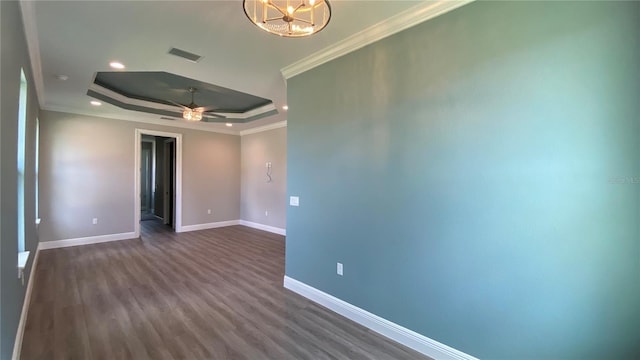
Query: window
[
  {"left": 17, "top": 69, "right": 27, "bottom": 253},
  {"left": 35, "top": 118, "right": 40, "bottom": 221}
]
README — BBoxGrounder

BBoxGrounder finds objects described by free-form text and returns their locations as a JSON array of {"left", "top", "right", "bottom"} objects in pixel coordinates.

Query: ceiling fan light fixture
[
  {"left": 243, "top": 0, "right": 331, "bottom": 38},
  {"left": 183, "top": 108, "right": 203, "bottom": 121},
  {"left": 181, "top": 87, "right": 204, "bottom": 121}
]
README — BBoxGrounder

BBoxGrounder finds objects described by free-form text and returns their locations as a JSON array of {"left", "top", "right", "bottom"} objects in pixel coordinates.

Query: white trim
[
  {"left": 178, "top": 220, "right": 241, "bottom": 233},
  {"left": 19, "top": 0, "right": 45, "bottom": 108},
  {"left": 12, "top": 245, "right": 40, "bottom": 360},
  {"left": 283, "top": 276, "right": 478, "bottom": 360},
  {"left": 38, "top": 232, "right": 137, "bottom": 250},
  {"left": 17, "top": 251, "right": 30, "bottom": 271},
  {"left": 242, "top": 103, "right": 278, "bottom": 119},
  {"left": 281, "top": 0, "right": 475, "bottom": 79},
  {"left": 239, "top": 220, "right": 286, "bottom": 236},
  {"left": 43, "top": 105, "right": 239, "bottom": 135},
  {"left": 135, "top": 129, "right": 183, "bottom": 237},
  {"left": 239, "top": 121, "right": 287, "bottom": 136}
]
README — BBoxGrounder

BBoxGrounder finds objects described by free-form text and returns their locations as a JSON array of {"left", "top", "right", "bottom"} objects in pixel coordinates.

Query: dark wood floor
[{"left": 21, "top": 220, "right": 430, "bottom": 359}]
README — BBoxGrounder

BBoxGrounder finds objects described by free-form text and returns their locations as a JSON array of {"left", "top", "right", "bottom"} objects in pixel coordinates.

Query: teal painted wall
[
  {"left": 1, "top": 1, "right": 41, "bottom": 358},
  {"left": 286, "top": 1, "right": 640, "bottom": 358}
]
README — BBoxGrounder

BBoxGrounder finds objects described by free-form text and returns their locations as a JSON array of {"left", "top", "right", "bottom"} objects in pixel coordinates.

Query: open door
[
  {"left": 163, "top": 138, "right": 176, "bottom": 228},
  {"left": 140, "top": 140, "right": 153, "bottom": 216}
]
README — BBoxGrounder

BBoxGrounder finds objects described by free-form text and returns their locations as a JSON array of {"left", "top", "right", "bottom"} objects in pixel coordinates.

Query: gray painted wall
[
  {"left": 0, "top": 1, "right": 41, "bottom": 357},
  {"left": 241, "top": 127, "right": 287, "bottom": 229},
  {"left": 286, "top": 1, "right": 640, "bottom": 359},
  {"left": 39, "top": 111, "right": 240, "bottom": 241}
]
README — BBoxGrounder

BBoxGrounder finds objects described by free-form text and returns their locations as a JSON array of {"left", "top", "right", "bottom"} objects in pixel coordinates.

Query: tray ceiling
[{"left": 20, "top": 1, "right": 461, "bottom": 133}]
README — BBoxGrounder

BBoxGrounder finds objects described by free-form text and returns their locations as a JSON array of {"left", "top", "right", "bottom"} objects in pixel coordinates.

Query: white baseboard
[
  {"left": 239, "top": 220, "right": 286, "bottom": 236},
  {"left": 178, "top": 220, "right": 241, "bottom": 233},
  {"left": 38, "top": 232, "right": 137, "bottom": 250},
  {"left": 12, "top": 245, "right": 40, "bottom": 360},
  {"left": 283, "top": 276, "right": 478, "bottom": 360}
]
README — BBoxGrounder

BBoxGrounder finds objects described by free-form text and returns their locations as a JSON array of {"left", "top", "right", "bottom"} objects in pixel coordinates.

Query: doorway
[{"left": 135, "top": 129, "right": 183, "bottom": 238}]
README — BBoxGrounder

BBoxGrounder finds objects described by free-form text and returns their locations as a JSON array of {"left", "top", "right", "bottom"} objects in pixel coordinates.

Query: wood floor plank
[
  {"left": 21, "top": 301, "right": 54, "bottom": 360},
  {"left": 21, "top": 220, "right": 431, "bottom": 360},
  {"left": 52, "top": 304, "right": 93, "bottom": 360}
]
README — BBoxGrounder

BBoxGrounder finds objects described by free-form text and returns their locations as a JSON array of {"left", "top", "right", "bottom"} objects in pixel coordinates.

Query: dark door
[
  {"left": 163, "top": 139, "right": 176, "bottom": 228},
  {"left": 140, "top": 141, "right": 153, "bottom": 213}
]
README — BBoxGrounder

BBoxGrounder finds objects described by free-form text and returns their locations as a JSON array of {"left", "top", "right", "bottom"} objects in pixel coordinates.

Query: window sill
[{"left": 18, "top": 251, "right": 30, "bottom": 285}]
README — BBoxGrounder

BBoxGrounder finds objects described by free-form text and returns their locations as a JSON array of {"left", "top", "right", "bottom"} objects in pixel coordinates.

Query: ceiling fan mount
[{"left": 185, "top": 87, "right": 199, "bottom": 109}]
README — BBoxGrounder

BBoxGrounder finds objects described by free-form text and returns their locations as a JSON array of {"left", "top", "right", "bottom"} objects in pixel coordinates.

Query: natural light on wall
[
  {"left": 36, "top": 118, "right": 40, "bottom": 222},
  {"left": 17, "top": 69, "right": 27, "bottom": 253}
]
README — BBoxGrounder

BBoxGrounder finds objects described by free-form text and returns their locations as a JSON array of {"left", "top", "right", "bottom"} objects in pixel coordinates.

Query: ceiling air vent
[
  {"left": 160, "top": 116, "right": 177, "bottom": 121},
  {"left": 168, "top": 47, "right": 203, "bottom": 63}
]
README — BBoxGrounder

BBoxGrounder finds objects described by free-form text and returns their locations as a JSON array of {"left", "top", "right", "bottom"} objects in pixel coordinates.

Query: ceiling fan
[{"left": 169, "top": 87, "right": 226, "bottom": 122}]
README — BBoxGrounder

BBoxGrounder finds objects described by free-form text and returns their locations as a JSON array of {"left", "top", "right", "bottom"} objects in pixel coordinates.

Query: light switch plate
[
  {"left": 337, "top": 262, "right": 343, "bottom": 276},
  {"left": 290, "top": 196, "right": 299, "bottom": 207}
]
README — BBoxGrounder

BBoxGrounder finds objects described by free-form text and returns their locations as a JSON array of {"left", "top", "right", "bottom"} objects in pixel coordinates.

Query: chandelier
[{"left": 243, "top": 0, "right": 331, "bottom": 38}]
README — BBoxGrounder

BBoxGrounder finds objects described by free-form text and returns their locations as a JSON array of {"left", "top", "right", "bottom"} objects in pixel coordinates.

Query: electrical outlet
[
  {"left": 289, "top": 196, "right": 299, "bottom": 207},
  {"left": 337, "top": 262, "right": 343, "bottom": 276},
  {"left": 265, "top": 162, "right": 272, "bottom": 168},
  {"left": 207, "top": 209, "right": 212, "bottom": 214},
  {"left": 92, "top": 218, "right": 98, "bottom": 225}
]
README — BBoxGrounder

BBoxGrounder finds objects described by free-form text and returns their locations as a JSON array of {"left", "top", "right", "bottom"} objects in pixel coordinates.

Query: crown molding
[
  {"left": 19, "top": 0, "right": 46, "bottom": 108},
  {"left": 281, "top": 0, "right": 475, "bottom": 79},
  {"left": 42, "top": 105, "right": 239, "bottom": 135},
  {"left": 240, "top": 121, "right": 287, "bottom": 136}
]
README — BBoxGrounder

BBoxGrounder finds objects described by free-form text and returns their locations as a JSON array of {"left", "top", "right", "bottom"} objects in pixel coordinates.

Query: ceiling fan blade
[
  {"left": 199, "top": 105, "right": 223, "bottom": 112},
  {"left": 168, "top": 100, "right": 189, "bottom": 110},
  {"left": 204, "top": 112, "right": 227, "bottom": 119},
  {"left": 200, "top": 107, "right": 227, "bottom": 118}
]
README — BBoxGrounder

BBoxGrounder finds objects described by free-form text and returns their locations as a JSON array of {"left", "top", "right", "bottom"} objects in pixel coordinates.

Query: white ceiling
[{"left": 21, "top": 1, "right": 433, "bottom": 133}]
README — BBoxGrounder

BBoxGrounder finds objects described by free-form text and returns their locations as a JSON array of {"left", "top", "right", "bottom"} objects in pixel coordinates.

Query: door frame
[{"left": 134, "top": 129, "right": 183, "bottom": 237}]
